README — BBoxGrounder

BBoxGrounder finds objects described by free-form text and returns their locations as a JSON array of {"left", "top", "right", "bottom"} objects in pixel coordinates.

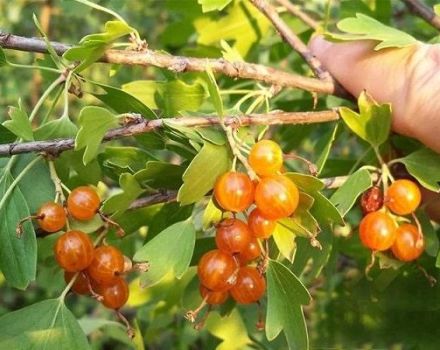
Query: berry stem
[
  {"left": 48, "top": 160, "right": 71, "bottom": 230},
  {"left": 365, "top": 250, "right": 377, "bottom": 280},
  {"left": 98, "top": 210, "right": 126, "bottom": 237},
  {"left": 16, "top": 215, "right": 43, "bottom": 238},
  {"left": 116, "top": 310, "right": 135, "bottom": 339},
  {"left": 416, "top": 263, "right": 437, "bottom": 287}
]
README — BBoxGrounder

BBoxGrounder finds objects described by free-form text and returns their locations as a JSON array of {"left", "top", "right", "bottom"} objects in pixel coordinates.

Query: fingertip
[{"left": 308, "top": 35, "right": 332, "bottom": 60}]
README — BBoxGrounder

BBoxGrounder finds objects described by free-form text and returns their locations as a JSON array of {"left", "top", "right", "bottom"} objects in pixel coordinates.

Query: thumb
[{"left": 308, "top": 36, "right": 440, "bottom": 153}]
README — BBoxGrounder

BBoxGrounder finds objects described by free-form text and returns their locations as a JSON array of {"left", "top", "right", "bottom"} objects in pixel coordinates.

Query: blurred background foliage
[{"left": 1, "top": 0, "right": 440, "bottom": 349}]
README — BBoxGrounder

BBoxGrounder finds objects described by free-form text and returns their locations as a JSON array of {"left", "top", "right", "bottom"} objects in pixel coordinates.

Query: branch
[
  {"left": 128, "top": 190, "right": 177, "bottom": 210},
  {"left": 402, "top": 0, "right": 440, "bottom": 31},
  {"left": 250, "top": 0, "right": 327, "bottom": 79},
  {"left": 0, "top": 32, "right": 338, "bottom": 96},
  {"left": 275, "top": 0, "right": 319, "bottom": 30},
  {"left": 0, "top": 110, "right": 339, "bottom": 157},
  {"left": 249, "top": 0, "right": 351, "bottom": 99}
]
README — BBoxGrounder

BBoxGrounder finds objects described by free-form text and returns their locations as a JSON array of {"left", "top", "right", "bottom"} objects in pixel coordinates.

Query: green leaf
[
  {"left": 417, "top": 210, "right": 438, "bottom": 257},
  {"left": 285, "top": 172, "right": 324, "bottom": 192},
  {"left": 177, "top": 142, "right": 231, "bottom": 205},
  {"left": 315, "top": 123, "right": 339, "bottom": 175},
  {"left": 99, "top": 146, "right": 153, "bottom": 179},
  {"left": 133, "top": 220, "right": 196, "bottom": 288},
  {"left": 195, "top": 127, "right": 226, "bottom": 145},
  {"left": 310, "top": 191, "right": 344, "bottom": 225},
  {"left": 204, "top": 68, "right": 224, "bottom": 118},
  {"left": 194, "top": 0, "right": 270, "bottom": 56},
  {"left": 292, "top": 229, "right": 333, "bottom": 278},
  {"left": 202, "top": 197, "right": 223, "bottom": 230},
  {"left": 396, "top": 148, "right": 440, "bottom": 192},
  {"left": 91, "top": 82, "right": 157, "bottom": 119},
  {"left": 34, "top": 115, "right": 78, "bottom": 140},
  {"left": 0, "top": 172, "right": 36, "bottom": 289},
  {"left": 435, "top": 4, "right": 440, "bottom": 17},
  {"left": 0, "top": 299, "right": 90, "bottom": 349},
  {"left": 339, "top": 91, "right": 392, "bottom": 147},
  {"left": 0, "top": 47, "right": 8, "bottom": 67},
  {"left": 75, "top": 106, "right": 119, "bottom": 165},
  {"left": 4, "top": 104, "right": 34, "bottom": 141},
  {"left": 330, "top": 169, "right": 372, "bottom": 217},
  {"left": 273, "top": 223, "right": 296, "bottom": 262},
  {"left": 198, "top": 0, "right": 233, "bottom": 12},
  {"left": 79, "top": 20, "right": 134, "bottom": 44},
  {"left": 0, "top": 125, "right": 16, "bottom": 144},
  {"left": 266, "top": 260, "right": 310, "bottom": 349},
  {"left": 135, "top": 161, "right": 184, "bottom": 190},
  {"left": 64, "top": 21, "right": 134, "bottom": 72},
  {"left": 122, "top": 80, "right": 207, "bottom": 115},
  {"left": 325, "top": 13, "right": 417, "bottom": 50},
  {"left": 102, "top": 173, "right": 144, "bottom": 214}
]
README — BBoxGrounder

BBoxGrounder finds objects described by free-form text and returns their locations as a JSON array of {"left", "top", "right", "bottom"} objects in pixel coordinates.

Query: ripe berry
[
  {"left": 237, "top": 237, "right": 261, "bottom": 265},
  {"left": 67, "top": 186, "right": 101, "bottom": 221},
  {"left": 36, "top": 202, "right": 67, "bottom": 233},
  {"left": 230, "top": 266, "right": 266, "bottom": 304},
  {"left": 87, "top": 246, "right": 125, "bottom": 285},
  {"left": 197, "top": 249, "right": 239, "bottom": 291},
  {"left": 360, "top": 186, "right": 384, "bottom": 215},
  {"left": 215, "top": 218, "right": 252, "bottom": 254},
  {"left": 385, "top": 179, "right": 421, "bottom": 215},
  {"left": 99, "top": 277, "right": 129, "bottom": 309},
  {"left": 199, "top": 285, "right": 229, "bottom": 305},
  {"left": 254, "top": 175, "right": 299, "bottom": 220},
  {"left": 359, "top": 211, "right": 397, "bottom": 251},
  {"left": 248, "top": 140, "right": 283, "bottom": 177},
  {"left": 391, "top": 224, "right": 424, "bottom": 262},
  {"left": 214, "top": 172, "right": 254, "bottom": 212},
  {"left": 248, "top": 208, "right": 276, "bottom": 239},
  {"left": 64, "top": 271, "right": 90, "bottom": 295},
  {"left": 54, "top": 230, "right": 94, "bottom": 272}
]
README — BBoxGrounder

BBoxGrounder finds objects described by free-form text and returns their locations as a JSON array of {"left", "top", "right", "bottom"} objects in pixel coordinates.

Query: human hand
[{"left": 309, "top": 36, "right": 440, "bottom": 153}]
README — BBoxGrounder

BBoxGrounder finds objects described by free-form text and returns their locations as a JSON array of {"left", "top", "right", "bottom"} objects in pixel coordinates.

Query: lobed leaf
[
  {"left": 198, "top": 0, "right": 233, "bottom": 12},
  {"left": 326, "top": 13, "right": 417, "bottom": 50},
  {"left": 133, "top": 220, "right": 196, "bottom": 288},
  {"left": 75, "top": 106, "right": 119, "bottom": 165}
]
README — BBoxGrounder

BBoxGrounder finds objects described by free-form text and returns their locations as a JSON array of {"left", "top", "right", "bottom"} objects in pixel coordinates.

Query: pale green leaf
[
  {"left": 273, "top": 223, "right": 296, "bottom": 262},
  {"left": 102, "top": 173, "right": 144, "bottom": 214},
  {"left": 122, "top": 79, "right": 207, "bottom": 115},
  {"left": 4, "top": 104, "right": 34, "bottom": 141},
  {"left": 198, "top": 0, "right": 233, "bottom": 12},
  {"left": 285, "top": 172, "right": 324, "bottom": 192},
  {"left": 396, "top": 148, "right": 440, "bottom": 192},
  {"left": 0, "top": 299, "right": 90, "bottom": 349},
  {"left": 34, "top": 115, "right": 78, "bottom": 140},
  {"left": 75, "top": 106, "right": 119, "bottom": 165},
  {"left": 315, "top": 123, "right": 339, "bottom": 175},
  {"left": 205, "top": 309, "right": 251, "bottom": 350},
  {"left": 202, "top": 197, "right": 223, "bottom": 230},
  {"left": 339, "top": 91, "right": 392, "bottom": 147},
  {"left": 79, "top": 20, "right": 134, "bottom": 44},
  {"left": 177, "top": 142, "right": 231, "bottom": 205},
  {"left": 133, "top": 220, "right": 196, "bottom": 288},
  {"left": 326, "top": 13, "right": 417, "bottom": 50},
  {"left": 204, "top": 67, "right": 224, "bottom": 118},
  {"left": 194, "top": 0, "right": 270, "bottom": 56}
]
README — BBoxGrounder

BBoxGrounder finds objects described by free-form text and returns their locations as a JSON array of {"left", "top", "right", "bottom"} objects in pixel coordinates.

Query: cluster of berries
[
  {"left": 20, "top": 187, "right": 130, "bottom": 315},
  {"left": 191, "top": 140, "right": 300, "bottom": 324},
  {"left": 359, "top": 179, "right": 424, "bottom": 262}
]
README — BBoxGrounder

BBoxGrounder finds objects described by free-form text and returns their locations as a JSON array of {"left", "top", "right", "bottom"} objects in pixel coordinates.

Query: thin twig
[
  {"left": 0, "top": 110, "right": 340, "bottom": 156},
  {"left": 0, "top": 31, "right": 338, "bottom": 95},
  {"left": 275, "top": 0, "right": 319, "bottom": 29},
  {"left": 402, "top": 0, "right": 440, "bottom": 31},
  {"left": 249, "top": 0, "right": 351, "bottom": 99}
]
